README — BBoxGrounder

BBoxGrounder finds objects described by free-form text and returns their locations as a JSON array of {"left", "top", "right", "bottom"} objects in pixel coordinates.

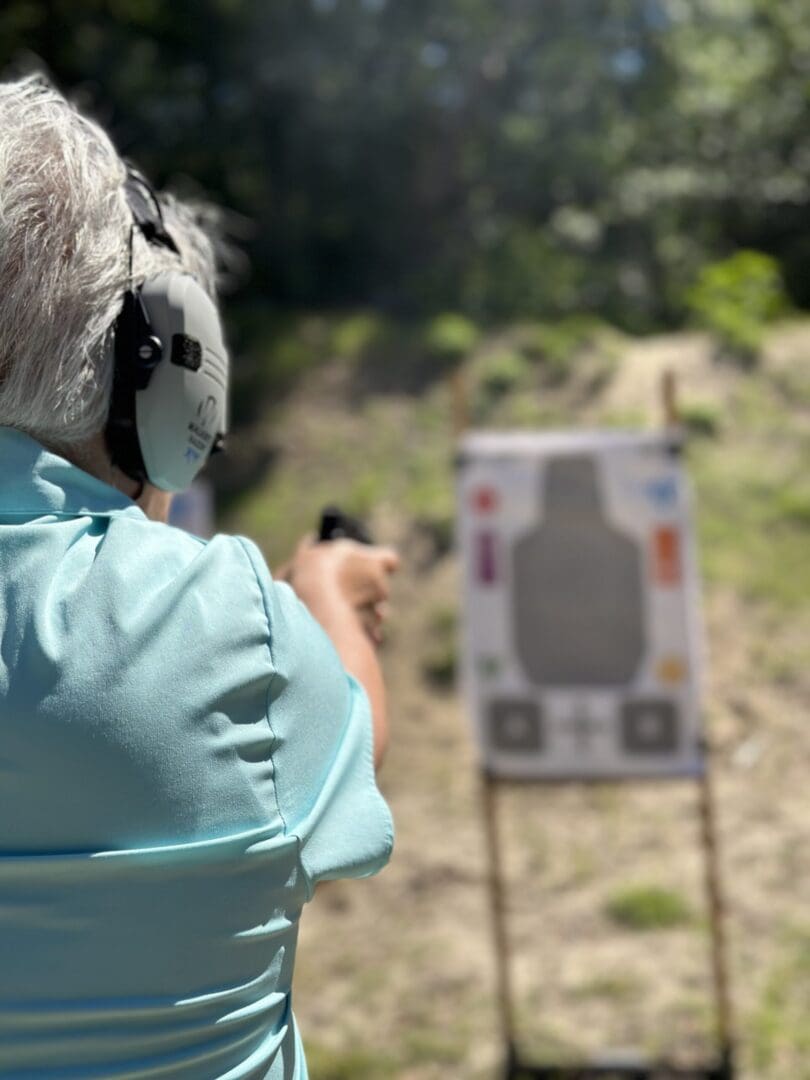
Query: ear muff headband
[
  {"left": 105, "top": 165, "right": 229, "bottom": 493},
  {"left": 123, "top": 168, "right": 180, "bottom": 256}
]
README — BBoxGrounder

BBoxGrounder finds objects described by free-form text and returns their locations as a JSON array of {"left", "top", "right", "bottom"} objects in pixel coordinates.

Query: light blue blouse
[{"left": 0, "top": 427, "right": 393, "bottom": 1079}]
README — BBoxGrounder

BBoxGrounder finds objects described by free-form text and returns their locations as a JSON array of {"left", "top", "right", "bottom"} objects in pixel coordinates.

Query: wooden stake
[
  {"left": 661, "top": 368, "right": 679, "bottom": 428},
  {"left": 481, "top": 771, "right": 518, "bottom": 1071},
  {"left": 660, "top": 368, "right": 735, "bottom": 1075},
  {"left": 698, "top": 752, "right": 736, "bottom": 1072}
]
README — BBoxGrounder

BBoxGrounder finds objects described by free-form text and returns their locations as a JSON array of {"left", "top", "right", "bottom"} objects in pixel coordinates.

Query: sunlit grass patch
[
  {"left": 421, "top": 604, "right": 458, "bottom": 689},
  {"left": 604, "top": 884, "right": 694, "bottom": 931}
]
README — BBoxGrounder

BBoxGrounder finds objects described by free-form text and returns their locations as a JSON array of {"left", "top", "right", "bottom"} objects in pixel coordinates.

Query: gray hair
[{"left": 0, "top": 75, "right": 218, "bottom": 449}]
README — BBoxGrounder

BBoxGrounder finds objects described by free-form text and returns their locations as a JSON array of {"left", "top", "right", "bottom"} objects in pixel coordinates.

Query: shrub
[
  {"left": 476, "top": 348, "right": 529, "bottom": 413},
  {"left": 228, "top": 313, "right": 324, "bottom": 421},
  {"left": 685, "top": 250, "right": 787, "bottom": 366},
  {"left": 679, "top": 401, "right": 722, "bottom": 438},
  {"left": 421, "top": 605, "right": 458, "bottom": 688},
  {"left": 775, "top": 488, "right": 810, "bottom": 528},
  {"left": 522, "top": 315, "right": 610, "bottom": 384},
  {"left": 464, "top": 226, "right": 588, "bottom": 320},
  {"left": 331, "top": 311, "right": 387, "bottom": 362},
  {"left": 423, "top": 313, "right": 480, "bottom": 369}
]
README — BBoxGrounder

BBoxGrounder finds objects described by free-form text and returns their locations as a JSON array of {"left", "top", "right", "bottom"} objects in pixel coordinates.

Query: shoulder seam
[{"left": 232, "top": 536, "right": 290, "bottom": 840}]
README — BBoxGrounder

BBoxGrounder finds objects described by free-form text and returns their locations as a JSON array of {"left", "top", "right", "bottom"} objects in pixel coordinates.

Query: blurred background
[{"left": 3, "top": 2, "right": 809, "bottom": 1076}]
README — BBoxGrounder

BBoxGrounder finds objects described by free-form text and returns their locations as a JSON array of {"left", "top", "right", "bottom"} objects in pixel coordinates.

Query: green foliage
[
  {"left": 330, "top": 312, "right": 387, "bottom": 363},
  {"left": 344, "top": 470, "right": 386, "bottom": 520},
  {"left": 686, "top": 251, "right": 788, "bottom": 365},
  {"left": 679, "top": 401, "right": 722, "bottom": 438},
  {"left": 522, "top": 316, "right": 612, "bottom": 384},
  {"left": 465, "top": 228, "right": 590, "bottom": 322},
  {"left": 265, "top": 329, "right": 320, "bottom": 387},
  {"left": 475, "top": 348, "right": 529, "bottom": 417},
  {"left": 403, "top": 441, "right": 455, "bottom": 545},
  {"left": 423, "top": 313, "right": 480, "bottom": 369},
  {"left": 421, "top": 605, "right": 458, "bottom": 689},
  {"left": 605, "top": 884, "right": 694, "bottom": 931},
  {"left": 233, "top": 315, "right": 330, "bottom": 416},
  {"left": 480, "top": 348, "right": 528, "bottom": 397},
  {"left": 6, "top": 0, "right": 810, "bottom": 405},
  {"left": 776, "top": 488, "right": 810, "bottom": 528}
]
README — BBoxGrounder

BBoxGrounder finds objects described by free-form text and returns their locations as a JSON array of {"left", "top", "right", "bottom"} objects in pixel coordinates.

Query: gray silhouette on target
[{"left": 512, "top": 456, "right": 646, "bottom": 687}]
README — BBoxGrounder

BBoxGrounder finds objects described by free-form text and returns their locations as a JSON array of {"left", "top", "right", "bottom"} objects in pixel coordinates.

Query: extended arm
[{"left": 280, "top": 539, "right": 399, "bottom": 769}]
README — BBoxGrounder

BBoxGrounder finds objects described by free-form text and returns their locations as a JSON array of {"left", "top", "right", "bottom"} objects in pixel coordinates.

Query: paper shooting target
[{"left": 456, "top": 430, "right": 705, "bottom": 780}]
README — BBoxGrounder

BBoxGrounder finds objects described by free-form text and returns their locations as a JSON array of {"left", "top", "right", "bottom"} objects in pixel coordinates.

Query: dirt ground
[{"left": 244, "top": 328, "right": 810, "bottom": 1079}]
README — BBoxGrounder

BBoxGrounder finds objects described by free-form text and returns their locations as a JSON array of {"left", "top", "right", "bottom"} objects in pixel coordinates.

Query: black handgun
[{"left": 317, "top": 505, "right": 373, "bottom": 545}]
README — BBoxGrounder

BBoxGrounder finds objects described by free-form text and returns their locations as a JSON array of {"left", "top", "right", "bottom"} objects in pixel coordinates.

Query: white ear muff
[{"left": 134, "top": 273, "right": 229, "bottom": 492}]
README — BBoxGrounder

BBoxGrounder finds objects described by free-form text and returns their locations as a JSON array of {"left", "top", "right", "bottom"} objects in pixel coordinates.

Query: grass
[
  {"left": 691, "top": 443, "right": 810, "bottom": 611},
  {"left": 679, "top": 400, "right": 723, "bottom": 437},
  {"left": 474, "top": 348, "right": 530, "bottom": 420},
  {"left": 304, "top": 1041, "right": 399, "bottom": 1079},
  {"left": 224, "top": 318, "right": 810, "bottom": 1080},
  {"left": 768, "top": 362, "right": 810, "bottom": 407},
  {"left": 750, "top": 635, "right": 807, "bottom": 688},
  {"left": 402, "top": 1029, "right": 469, "bottom": 1065},
  {"left": 228, "top": 313, "right": 810, "bottom": 619},
  {"left": 423, "top": 312, "right": 480, "bottom": 368},
  {"left": 604, "top": 885, "right": 694, "bottom": 931},
  {"left": 520, "top": 316, "right": 617, "bottom": 384},
  {"left": 571, "top": 972, "right": 643, "bottom": 1002},
  {"left": 421, "top": 605, "right": 459, "bottom": 688},
  {"left": 688, "top": 377, "right": 810, "bottom": 612},
  {"left": 749, "top": 926, "right": 810, "bottom": 1077}
]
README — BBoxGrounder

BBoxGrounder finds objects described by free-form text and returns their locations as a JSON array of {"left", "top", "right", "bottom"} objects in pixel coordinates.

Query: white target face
[{"left": 456, "top": 430, "right": 705, "bottom": 781}]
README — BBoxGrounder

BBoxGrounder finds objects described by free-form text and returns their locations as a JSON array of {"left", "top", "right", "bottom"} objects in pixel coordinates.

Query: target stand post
[{"left": 479, "top": 764, "right": 735, "bottom": 1080}]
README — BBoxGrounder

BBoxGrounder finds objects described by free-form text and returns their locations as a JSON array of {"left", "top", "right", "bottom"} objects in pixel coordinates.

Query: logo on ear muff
[
  {"left": 184, "top": 395, "right": 219, "bottom": 465},
  {"left": 196, "top": 395, "right": 218, "bottom": 429}
]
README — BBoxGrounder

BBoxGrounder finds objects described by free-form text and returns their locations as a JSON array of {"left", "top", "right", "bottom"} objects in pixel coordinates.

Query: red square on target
[
  {"left": 471, "top": 486, "right": 499, "bottom": 514},
  {"left": 653, "top": 526, "right": 681, "bottom": 585}
]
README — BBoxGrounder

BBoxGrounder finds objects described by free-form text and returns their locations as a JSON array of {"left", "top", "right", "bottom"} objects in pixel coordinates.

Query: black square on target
[
  {"left": 488, "top": 699, "right": 543, "bottom": 753},
  {"left": 621, "top": 699, "right": 679, "bottom": 754}
]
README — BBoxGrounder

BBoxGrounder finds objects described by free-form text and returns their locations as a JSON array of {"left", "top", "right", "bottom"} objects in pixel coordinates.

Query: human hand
[{"left": 278, "top": 535, "right": 400, "bottom": 645}]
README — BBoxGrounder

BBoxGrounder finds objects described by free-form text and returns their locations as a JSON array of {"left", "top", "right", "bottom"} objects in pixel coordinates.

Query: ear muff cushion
[{"left": 105, "top": 290, "right": 151, "bottom": 485}]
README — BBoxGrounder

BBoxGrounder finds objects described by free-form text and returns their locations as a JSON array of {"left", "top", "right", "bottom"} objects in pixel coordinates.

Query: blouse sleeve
[{"left": 236, "top": 537, "right": 394, "bottom": 897}]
